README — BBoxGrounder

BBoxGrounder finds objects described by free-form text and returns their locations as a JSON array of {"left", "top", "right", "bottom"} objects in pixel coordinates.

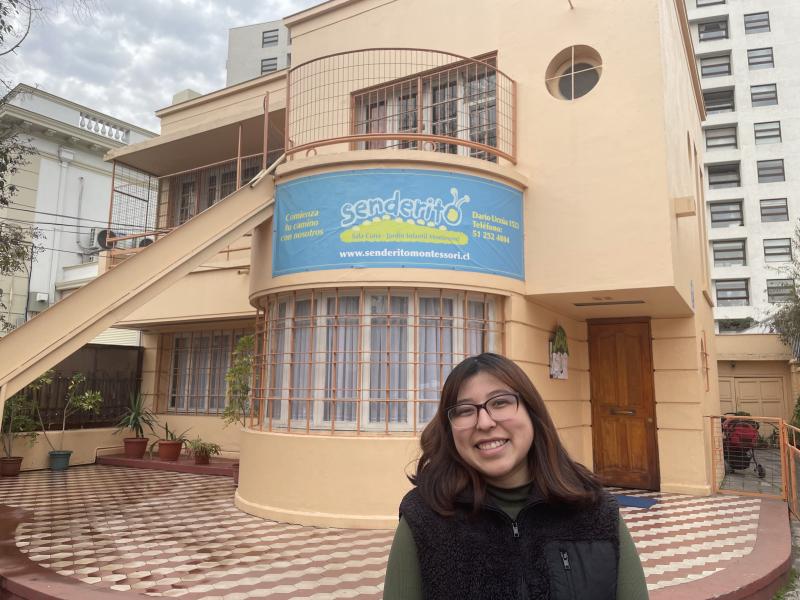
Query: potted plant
[
  {"left": 1, "top": 372, "right": 52, "bottom": 476},
  {"left": 114, "top": 394, "right": 157, "bottom": 459},
  {"left": 549, "top": 325, "right": 569, "bottom": 380},
  {"left": 151, "top": 422, "right": 190, "bottom": 461},
  {"left": 223, "top": 335, "right": 254, "bottom": 483},
  {"left": 187, "top": 437, "right": 221, "bottom": 465},
  {"left": 36, "top": 373, "right": 103, "bottom": 471}
]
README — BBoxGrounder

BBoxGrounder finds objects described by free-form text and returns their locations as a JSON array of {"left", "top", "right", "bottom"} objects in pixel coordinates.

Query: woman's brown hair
[{"left": 411, "top": 353, "right": 603, "bottom": 515}]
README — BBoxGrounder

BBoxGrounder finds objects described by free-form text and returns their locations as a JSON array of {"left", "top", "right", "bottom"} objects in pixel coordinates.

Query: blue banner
[{"left": 273, "top": 169, "right": 524, "bottom": 280}]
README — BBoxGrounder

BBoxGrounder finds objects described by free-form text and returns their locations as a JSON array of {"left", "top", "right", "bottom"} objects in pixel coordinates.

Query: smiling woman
[{"left": 383, "top": 353, "right": 649, "bottom": 600}]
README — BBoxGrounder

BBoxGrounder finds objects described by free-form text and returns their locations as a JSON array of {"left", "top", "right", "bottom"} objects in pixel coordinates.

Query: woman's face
[{"left": 451, "top": 371, "right": 535, "bottom": 489}]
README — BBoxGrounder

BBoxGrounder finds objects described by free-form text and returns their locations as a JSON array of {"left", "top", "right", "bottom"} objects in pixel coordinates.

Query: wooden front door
[{"left": 589, "top": 319, "right": 659, "bottom": 490}]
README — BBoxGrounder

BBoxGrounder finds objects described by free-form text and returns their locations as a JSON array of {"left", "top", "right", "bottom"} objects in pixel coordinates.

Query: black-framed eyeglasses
[{"left": 446, "top": 393, "right": 520, "bottom": 429}]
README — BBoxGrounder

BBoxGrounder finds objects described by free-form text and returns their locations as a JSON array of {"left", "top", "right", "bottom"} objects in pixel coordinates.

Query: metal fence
[
  {"left": 709, "top": 415, "right": 785, "bottom": 501},
  {"left": 287, "top": 48, "right": 516, "bottom": 163}
]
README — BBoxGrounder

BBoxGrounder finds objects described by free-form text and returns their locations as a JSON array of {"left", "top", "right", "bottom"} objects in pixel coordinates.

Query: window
[
  {"left": 545, "top": 45, "right": 603, "bottom": 101},
  {"left": 717, "top": 318, "right": 754, "bottom": 334},
  {"left": 354, "top": 58, "right": 499, "bottom": 160},
  {"left": 697, "top": 0, "right": 725, "bottom": 6},
  {"left": 757, "top": 159, "right": 785, "bottom": 183},
  {"left": 708, "top": 162, "right": 740, "bottom": 188},
  {"left": 767, "top": 279, "right": 794, "bottom": 303},
  {"left": 715, "top": 279, "right": 749, "bottom": 306},
  {"left": 760, "top": 198, "right": 788, "bottom": 222},
  {"left": 262, "top": 29, "right": 279, "bottom": 47},
  {"left": 754, "top": 121, "right": 781, "bottom": 144},
  {"left": 748, "top": 47, "right": 774, "bottom": 69},
  {"left": 261, "top": 57, "right": 278, "bottom": 74},
  {"left": 764, "top": 238, "right": 791, "bottom": 262},
  {"left": 256, "top": 289, "right": 502, "bottom": 433},
  {"left": 703, "top": 88, "right": 735, "bottom": 113},
  {"left": 705, "top": 125, "right": 737, "bottom": 149},
  {"left": 710, "top": 200, "right": 743, "bottom": 227},
  {"left": 712, "top": 239, "right": 746, "bottom": 266},
  {"left": 744, "top": 12, "right": 770, "bottom": 34},
  {"left": 751, "top": 84, "right": 778, "bottom": 107},
  {"left": 168, "top": 328, "right": 249, "bottom": 414},
  {"left": 698, "top": 19, "right": 728, "bottom": 42},
  {"left": 700, "top": 54, "right": 731, "bottom": 78}
]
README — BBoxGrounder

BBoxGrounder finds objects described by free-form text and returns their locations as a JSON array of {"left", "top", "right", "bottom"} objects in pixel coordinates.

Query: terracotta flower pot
[
  {"left": 123, "top": 437, "right": 149, "bottom": 459},
  {"left": 0, "top": 457, "right": 23, "bottom": 477},
  {"left": 194, "top": 453, "right": 210, "bottom": 465},
  {"left": 157, "top": 440, "right": 183, "bottom": 461}
]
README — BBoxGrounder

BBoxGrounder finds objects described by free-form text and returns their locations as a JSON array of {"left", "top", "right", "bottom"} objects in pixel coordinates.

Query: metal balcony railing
[{"left": 286, "top": 48, "right": 516, "bottom": 164}]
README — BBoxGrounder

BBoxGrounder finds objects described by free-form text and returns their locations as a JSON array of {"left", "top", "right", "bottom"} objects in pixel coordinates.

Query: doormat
[{"left": 613, "top": 494, "right": 658, "bottom": 509}]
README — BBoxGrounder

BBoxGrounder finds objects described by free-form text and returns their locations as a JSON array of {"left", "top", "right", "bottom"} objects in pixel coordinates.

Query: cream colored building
[{"left": 0, "top": 0, "right": 720, "bottom": 528}]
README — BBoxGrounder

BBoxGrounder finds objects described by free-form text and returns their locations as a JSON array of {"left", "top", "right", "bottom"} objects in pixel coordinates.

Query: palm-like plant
[{"left": 115, "top": 394, "right": 157, "bottom": 439}]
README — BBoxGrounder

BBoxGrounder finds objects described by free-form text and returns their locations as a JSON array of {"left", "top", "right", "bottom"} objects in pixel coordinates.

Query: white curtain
[
  {"left": 418, "top": 298, "right": 453, "bottom": 424},
  {"left": 369, "top": 295, "right": 408, "bottom": 423},
  {"left": 324, "top": 296, "right": 359, "bottom": 422},
  {"left": 290, "top": 299, "right": 313, "bottom": 424},
  {"left": 268, "top": 302, "right": 288, "bottom": 420}
]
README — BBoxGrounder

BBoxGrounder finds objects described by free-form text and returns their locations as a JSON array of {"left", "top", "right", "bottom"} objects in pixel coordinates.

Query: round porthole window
[{"left": 546, "top": 46, "right": 602, "bottom": 100}]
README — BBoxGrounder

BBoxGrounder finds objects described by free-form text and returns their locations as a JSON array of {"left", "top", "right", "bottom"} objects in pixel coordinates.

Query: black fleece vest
[{"left": 400, "top": 488, "right": 620, "bottom": 600}]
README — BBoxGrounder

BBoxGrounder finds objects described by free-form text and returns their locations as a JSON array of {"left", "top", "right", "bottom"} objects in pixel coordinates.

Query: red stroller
[{"left": 722, "top": 414, "right": 766, "bottom": 479}]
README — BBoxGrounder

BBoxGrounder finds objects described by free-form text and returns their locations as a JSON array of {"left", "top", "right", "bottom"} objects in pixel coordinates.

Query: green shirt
[{"left": 383, "top": 485, "right": 649, "bottom": 600}]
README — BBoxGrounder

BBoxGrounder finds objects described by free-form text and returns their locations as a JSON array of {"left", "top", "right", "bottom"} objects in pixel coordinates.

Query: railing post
[
  {"left": 236, "top": 123, "right": 243, "bottom": 190},
  {"left": 262, "top": 93, "right": 270, "bottom": 171}
]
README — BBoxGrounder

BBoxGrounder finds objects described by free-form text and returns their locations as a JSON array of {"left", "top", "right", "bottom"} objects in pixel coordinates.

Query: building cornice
[
  {"left": 0, "top": 104, "right": 124, "bottom": 152},
  {"left": 7, "top": 83, "right": 156, "bottom": 137},
  {"left": 672, "top": 0, "right": 706, "bottom": 122}
]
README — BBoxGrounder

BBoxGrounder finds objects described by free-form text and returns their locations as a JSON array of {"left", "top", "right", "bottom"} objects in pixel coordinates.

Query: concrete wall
[{"left": 10, "top": 428, "right": 122, "bottom": 472}]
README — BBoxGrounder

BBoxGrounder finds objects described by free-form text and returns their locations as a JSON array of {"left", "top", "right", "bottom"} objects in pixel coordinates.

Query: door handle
[{"left": 610, "top": 408, "right": 636, "bottom": 416}]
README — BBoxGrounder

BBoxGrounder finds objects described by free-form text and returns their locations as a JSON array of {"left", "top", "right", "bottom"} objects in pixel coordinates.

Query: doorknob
[{"left": 610, "top": 408, "right": 636, "bottom": 416}]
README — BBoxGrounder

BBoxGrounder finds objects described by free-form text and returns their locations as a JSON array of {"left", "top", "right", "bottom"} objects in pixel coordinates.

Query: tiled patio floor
[{"left": 0, "top": 465, "right": 790, "bottom": 599}]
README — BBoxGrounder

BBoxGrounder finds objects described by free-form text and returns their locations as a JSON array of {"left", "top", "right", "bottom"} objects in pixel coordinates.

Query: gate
[{"left": 709, "top": 415, "right": 800, "bottom": 518}]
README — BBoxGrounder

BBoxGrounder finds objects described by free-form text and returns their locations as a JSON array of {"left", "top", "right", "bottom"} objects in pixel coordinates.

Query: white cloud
[{"left": 6, "top": 0, "right": 319, "bottom": 131}]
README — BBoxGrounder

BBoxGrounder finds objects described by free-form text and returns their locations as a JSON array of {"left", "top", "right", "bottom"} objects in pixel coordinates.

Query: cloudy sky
[{"left": 6, "top": 0, "right": 319, "bottom": 132}]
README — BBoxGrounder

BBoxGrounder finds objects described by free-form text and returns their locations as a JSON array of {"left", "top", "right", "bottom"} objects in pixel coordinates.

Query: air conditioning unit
[
  {"left": 94, "top": 228, "right": 117, "bottom": 250},
  {"left": 138, "top": 237, "right": 154, "bottom": 248}
]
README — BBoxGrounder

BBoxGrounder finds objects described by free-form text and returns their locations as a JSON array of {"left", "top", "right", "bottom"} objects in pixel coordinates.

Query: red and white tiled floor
[{"left": 0, "top": 466, "right": 783, "bottom": 599}]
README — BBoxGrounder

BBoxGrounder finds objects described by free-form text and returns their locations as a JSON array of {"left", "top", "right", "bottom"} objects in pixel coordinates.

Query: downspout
[{"left": 75, "top": 176, "right": 92, "bottom": 252}]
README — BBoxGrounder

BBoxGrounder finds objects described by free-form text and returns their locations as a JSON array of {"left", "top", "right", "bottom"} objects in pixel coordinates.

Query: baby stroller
[{"left": 722, "top": 414, "right": 766, "bottom": 479}]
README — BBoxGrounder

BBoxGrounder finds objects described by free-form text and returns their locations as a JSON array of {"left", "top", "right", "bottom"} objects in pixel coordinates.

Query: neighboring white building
[
  {"left": 226, "top": 19, "right": 291, "bottom": 86},
  {"left": 686, "top": 0, "right": 800, "bottom": 333},
  {"left": 0, "top": 84, "right": 155, "bottom": 340}
]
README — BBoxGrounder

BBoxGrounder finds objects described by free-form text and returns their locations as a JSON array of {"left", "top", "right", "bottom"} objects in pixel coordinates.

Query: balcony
[{"left": 286, "top": 48, "right": 516, "bottom": 164}]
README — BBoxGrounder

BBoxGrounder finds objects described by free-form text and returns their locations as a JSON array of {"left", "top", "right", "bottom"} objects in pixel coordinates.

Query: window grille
[
  {"left": 261, "top": 57, "right": 278, "bottom": 74},
  {"left": 757, "top": 159, "right": 785, "bottom": 183},
  {"left": 262, "top": 29, "right": 279, "bottom": 47},
  {"left": 748, "top": 47, "right": 774, "bottom": 70},
  {"left": 754, "top": 121, "right": 781, "bottom": 144},
  {"left": 710, "top": 200, "right": 743, "bottom": 227},
  {"left": 751, "top": 84, "right": 778, "bottom": 107},
  {"left": 252, "top": 288, "right": 503, "bottom": 434},
  {"left": 700, "top": 54, "right": 731, "bottom": 78},
  {"left": 703, "top": 88, "right": 735, "bottom": 113},
  {"left": 167, "top": 328, "right": 250, "bottom": 414},
  {"left": 764, "top": 238, "right": 791, "bottom": 263},
  {"left": 705, "top": 125, "right": 737, "bottom": 149},
  {"left": 760, "top": 198, "right": 788, "bottom": 222},
  {"left": 744, "top": 12, "right": 770, "bottom": 34},
  {"left": 712, "top": 239, "right": 746, "bottom": 266},
  {"left": 715, "top": 279, "right": 749, "bottom": 306},
  {"left": 699, "top": 19, "right": 728, "bottom": 42},
  {"left": 708, "top": 163, "right": 740, "bottom": 188},
  {"left": 767, "top": 279, "right": 793, "bottom": 303}
]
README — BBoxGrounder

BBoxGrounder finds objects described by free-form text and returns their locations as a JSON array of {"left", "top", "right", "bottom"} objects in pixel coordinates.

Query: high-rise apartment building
[
  {"left": 686, "top": 0, "right": 800, "bottom": 417},
  {"left": 226, "top": 19, "right": 291, "bottom": 86}
]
